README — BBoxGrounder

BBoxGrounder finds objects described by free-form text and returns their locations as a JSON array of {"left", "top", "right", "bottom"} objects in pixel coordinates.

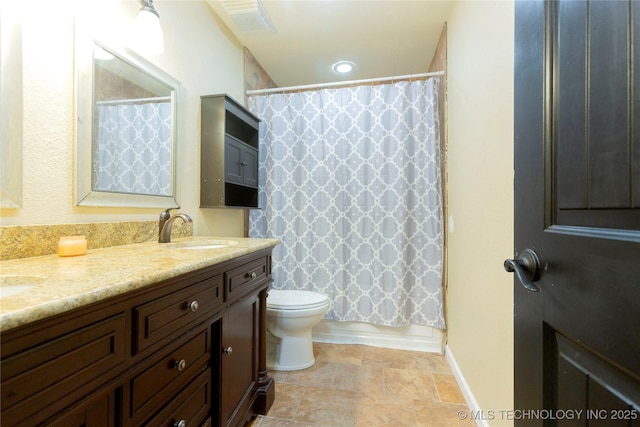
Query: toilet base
[{"left": 267, "top": 331, "right": 316, "bottom": 371}]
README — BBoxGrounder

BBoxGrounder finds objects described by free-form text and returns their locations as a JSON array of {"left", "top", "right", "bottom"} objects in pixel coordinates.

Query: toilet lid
[{"left": 267, "top": 289, "right": 329, "bottom": 310}]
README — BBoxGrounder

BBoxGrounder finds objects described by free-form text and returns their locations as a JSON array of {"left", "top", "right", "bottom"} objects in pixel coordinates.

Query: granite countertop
[{"left": 0, "top": 237, "right": 280, "bottom": 332}]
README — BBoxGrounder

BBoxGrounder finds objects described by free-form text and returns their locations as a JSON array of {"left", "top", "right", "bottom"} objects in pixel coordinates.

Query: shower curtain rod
[
  {"left": 96, "top": 96, "right": 171, "bottom": 105},
  {"left": 246, "top": 70, "right": 444, "bottom": 96}
]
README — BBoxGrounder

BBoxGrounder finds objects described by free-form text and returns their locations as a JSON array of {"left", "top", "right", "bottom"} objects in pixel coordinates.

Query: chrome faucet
[{"left": 158, "top": 208, "right": 193, "bottom": 243}]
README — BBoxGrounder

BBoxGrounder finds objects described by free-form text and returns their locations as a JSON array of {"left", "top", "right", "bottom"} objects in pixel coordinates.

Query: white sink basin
[
  {"left": 0, "top": 285, "right": 33, "bottom": 298},
  {"left": 0, "top": 275, "right": 44, "bottom": 298},
  {"left": 166, "top": 239, "right": 238, "bottom": 250},
  {"left": 180, "top": 244, "right": 229, "bottom": 250}
]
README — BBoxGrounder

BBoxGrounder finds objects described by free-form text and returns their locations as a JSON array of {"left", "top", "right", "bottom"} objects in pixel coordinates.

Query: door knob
[{"left": 504, "top": 249, "right": 541, "bottom": 292}]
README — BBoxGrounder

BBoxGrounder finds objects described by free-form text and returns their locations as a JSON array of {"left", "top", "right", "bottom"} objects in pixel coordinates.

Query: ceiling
[{"left": 206, "top": 0, "right": 455, "bottom": 88}]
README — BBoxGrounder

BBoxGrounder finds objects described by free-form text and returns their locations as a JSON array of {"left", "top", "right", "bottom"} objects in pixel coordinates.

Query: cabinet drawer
[
  {"left": 128, "top": 328, "right": 210, "bottom": 424},
  {"left": 144, "top": 369, "right": 211, "bottom": 427},
  {"left": 225, "top": 257, "right": 267, "bottom": 302},
  {"left": 47, "top": 386, "right": 118, "bottom": 427},
  {"left": 133, "top": 274, "right": 223, "bottom": 354},
  {"left": 1, "top": 313, "right": 126, "bottom": 427}
]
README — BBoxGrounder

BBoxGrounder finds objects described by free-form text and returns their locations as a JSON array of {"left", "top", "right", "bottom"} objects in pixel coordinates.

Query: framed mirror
[
  {"left": 0, "top": 12, "right": 23, "bottom": 208},
  {"left": 76, "top": 32, "right": 180, "bottom": 208}
]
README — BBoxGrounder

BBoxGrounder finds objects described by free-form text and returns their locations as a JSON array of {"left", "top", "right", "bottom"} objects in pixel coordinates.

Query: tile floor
[{"left": 248, "top": 342, "right": 475, "bottom": 427}]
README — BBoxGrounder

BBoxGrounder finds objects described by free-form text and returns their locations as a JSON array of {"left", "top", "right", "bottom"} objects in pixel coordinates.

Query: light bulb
[
  {"left": 129, "top": 8, "right": 164, "bottom": 54},
  {"left": 333, "top": 61, "right": 355, "bottom": 74}
]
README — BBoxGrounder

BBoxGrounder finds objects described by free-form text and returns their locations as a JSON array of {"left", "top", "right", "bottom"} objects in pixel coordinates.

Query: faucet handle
[{"left": 160, "top": 207, "right": 179, "bottom": 220}]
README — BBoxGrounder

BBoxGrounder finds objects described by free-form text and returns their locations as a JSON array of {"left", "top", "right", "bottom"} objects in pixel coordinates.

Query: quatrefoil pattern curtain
[
  {"left": 249, "top": 79, "right": 444, "bottom": 328},
  {"left": 93, "top": 101, "right": 172, "bottom": 196}
]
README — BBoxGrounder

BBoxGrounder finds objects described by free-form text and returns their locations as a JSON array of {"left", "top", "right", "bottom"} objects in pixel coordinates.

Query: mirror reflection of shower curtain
[
  {"left": 93, "top": 100, "right": 171, "bottom": 196},
  {"left": 249, "top": 79, "right": 444, "bottom": 328}
]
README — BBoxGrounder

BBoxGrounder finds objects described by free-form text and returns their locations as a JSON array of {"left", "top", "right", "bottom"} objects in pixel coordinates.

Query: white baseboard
[
  {"left": 445, "top": 344, "right": 489, "bottom": 427},
  {"left": 312, "top": 320, "right": 444, "bottom": 353}
]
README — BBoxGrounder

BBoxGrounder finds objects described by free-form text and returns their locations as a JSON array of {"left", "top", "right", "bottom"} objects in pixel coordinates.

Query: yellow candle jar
[{"left": 58, "top": 236, "right": 87, "bottom": 257}]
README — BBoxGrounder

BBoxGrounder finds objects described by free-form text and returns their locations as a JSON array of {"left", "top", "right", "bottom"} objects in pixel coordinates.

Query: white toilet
[{"left": 266, "top": 289, "right": 330, "bottom": 371}]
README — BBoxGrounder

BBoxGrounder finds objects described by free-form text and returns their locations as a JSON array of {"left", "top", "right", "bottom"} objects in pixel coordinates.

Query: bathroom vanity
[{"left": 0, "top": 237, "right": 278, "bottom": 427}]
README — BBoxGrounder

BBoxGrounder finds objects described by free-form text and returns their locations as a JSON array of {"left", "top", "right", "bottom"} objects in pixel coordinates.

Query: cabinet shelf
[{"left": 201, "top": 94, "right": 260, "bottom": 208}]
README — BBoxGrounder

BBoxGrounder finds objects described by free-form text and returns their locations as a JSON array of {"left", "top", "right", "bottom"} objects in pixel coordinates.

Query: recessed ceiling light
[{"left": 333, "top": 61, "right": 355, "bottom": 74}]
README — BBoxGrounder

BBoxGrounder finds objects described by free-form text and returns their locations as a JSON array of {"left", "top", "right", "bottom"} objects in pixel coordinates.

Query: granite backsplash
[{"left": 0, "top": 221, "right": 193, "bottom": 260}]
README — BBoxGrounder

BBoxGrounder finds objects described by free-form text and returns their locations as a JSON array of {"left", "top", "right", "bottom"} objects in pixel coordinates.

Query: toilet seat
[{"left": 267, "top": 290, "right": 329, "bottom": 310}]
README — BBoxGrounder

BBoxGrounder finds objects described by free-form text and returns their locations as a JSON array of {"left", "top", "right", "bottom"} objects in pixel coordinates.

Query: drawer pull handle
[
  {"left": 223, "top": 346, "right": 233, "bottom": 355},
  {"left": 188, "top": 300, "right": 199, "bottom": 312},
  {"left": 250, "top": 272, "right": 257, "bottom": 279},
  {"left": 175, "top": 359, "right": 187, "bottom": 371},
  {"left": 174, "top": 420, "right": 186, "bottom": 427}
]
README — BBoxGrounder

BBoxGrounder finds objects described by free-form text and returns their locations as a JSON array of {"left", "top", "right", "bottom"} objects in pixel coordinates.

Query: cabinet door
[
  {"left": 242, "top": 145, "right": 258, "bottom": 188},
  {"left": 220, "top": 292, "right": 259, "bottom": 427},
  {"left": 224, "top": 136, "right": 245, "bottom": 186}
]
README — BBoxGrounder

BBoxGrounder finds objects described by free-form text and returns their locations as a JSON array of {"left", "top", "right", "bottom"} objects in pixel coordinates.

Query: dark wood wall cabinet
[
  {"left": 0, "top": 249, "right": 275, "bottom": 427},
  {"left": 201, "top": 94, "right": 260, "bottom": 209}
]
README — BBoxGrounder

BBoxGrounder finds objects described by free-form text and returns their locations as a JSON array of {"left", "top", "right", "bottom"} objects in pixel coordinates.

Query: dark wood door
[
  {"left": 221, "top": 292, "right": 259, "bottom": 427},
  {"left": 513, "top": 1, "right": 640, "bottom": 425}
]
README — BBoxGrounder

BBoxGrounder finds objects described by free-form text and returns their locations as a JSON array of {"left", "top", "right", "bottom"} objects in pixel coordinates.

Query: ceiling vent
[{"left": 220, "top": 0, "right": 276, "bottom": 32}]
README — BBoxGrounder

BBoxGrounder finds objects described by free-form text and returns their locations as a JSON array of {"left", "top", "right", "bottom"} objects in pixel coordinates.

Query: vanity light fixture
[
  {"left": 129, "top": 0, "right": 164, "bottom": 54},
  {"left": 332, "top": 61, "right": 355, "bottom": 74}
]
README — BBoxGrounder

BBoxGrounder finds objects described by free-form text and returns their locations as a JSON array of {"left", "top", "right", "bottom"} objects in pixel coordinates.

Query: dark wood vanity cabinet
[
  {"left": 0, "top": 249, "right": 275, "bottom": 427},
  {"left": 200, "top": 94, "right": 260, "bottom": 209}
]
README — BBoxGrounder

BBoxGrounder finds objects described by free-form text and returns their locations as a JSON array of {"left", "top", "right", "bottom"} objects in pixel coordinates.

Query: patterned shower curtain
[
  {"left": 248, "top": 79, "right": 444, "bottom": 329},
  {"left": 93, "top": 101, "right": 172, "bottom": 195}
]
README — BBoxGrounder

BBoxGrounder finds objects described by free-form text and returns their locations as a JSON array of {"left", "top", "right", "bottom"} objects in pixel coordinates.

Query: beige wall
[
  {"left": 446, "top": 1, "right": 515, "bottom": 425},
  {"left": 0, "top": 0, "right": 246, "bottom": 237}
]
